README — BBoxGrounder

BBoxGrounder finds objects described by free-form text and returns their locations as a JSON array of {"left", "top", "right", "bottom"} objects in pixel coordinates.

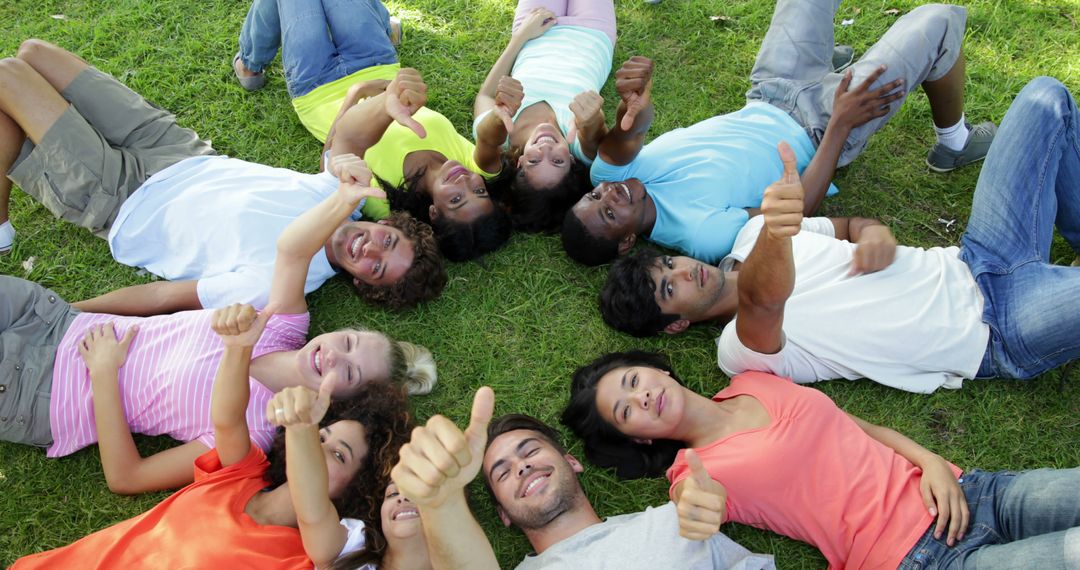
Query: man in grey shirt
[{"left": 391, "top": 387, "right": 773, "bottom": 569}]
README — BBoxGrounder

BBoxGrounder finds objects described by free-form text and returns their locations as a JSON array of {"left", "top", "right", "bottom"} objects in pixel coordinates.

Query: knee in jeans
[
  {"left": 905, "top": 4, "right": 966, "bottom": 40},
  {"left": 1017, "top": 77, "right": 1072, "bottom": 116}
]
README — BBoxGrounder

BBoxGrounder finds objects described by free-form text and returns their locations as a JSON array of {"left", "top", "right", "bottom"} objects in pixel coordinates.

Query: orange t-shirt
[
  {"left": 12, "top": 445, "right": 313, "bottom": 569},
  {"left": 666, "top": 372, "right": 963, "bottom": 570}
]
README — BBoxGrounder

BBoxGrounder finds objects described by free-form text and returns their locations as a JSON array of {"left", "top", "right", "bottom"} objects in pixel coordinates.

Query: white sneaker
[{"left": 0, "top": 220, "right": 14, "bottom": 254}]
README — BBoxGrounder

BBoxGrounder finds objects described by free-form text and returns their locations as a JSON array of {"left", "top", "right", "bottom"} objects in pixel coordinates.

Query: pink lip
[
  {"left": 657, "top": 390, "right": 665, "bottom": 417},
  {"left": 445, "top": 165, "right": 468, "bottom": 183},
  {"left": 700, "top": 265, "right": 706, "bottom": 287}
]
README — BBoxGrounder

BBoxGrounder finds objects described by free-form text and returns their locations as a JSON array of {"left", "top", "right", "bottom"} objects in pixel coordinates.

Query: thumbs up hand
[
  {"left": 761, "top": 141, "right": 805, "bottom": 239},
  {"left": 676, "top": 449, "right": 727, "bottom": 541},
  {"left": 266, "top": 372, "right": 336, "bottom": 428},
  {"left": 391, "top": 387, "right": 496, "bottom": 508}
]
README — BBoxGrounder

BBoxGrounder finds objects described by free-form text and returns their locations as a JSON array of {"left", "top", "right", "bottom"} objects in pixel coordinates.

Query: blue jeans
[
  {"left": 899, "top": 469, "right": 1080, "bottom": 569},
  {"left": 237, "top": 0, "right": 398, "bottom": 98},
  {"left": 959, "top": 77, "right": 1080, "bottom": 379}
]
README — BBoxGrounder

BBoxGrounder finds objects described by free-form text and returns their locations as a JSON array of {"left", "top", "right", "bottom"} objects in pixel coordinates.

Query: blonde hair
[{"left": 388, "top": 340, "right": 437, "bottom": 395}]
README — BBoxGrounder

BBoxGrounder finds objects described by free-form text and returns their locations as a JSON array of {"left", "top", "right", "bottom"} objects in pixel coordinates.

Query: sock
[
  {"left": 934, "top": 115, "right": 970, "bottom": 151},
  {"left": 0, "top": 220, "right": 15, "bottom": 251}
]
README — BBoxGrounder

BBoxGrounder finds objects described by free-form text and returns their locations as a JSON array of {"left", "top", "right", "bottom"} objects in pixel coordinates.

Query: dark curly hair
[
  {"left": 508, "top": 157, "right": 591, "bottom": 233},
  {"left": 264, "top": 382, "right": 413, "bottom": 529},
  {"left": 352, "top": 211, "right": 448, "bottom": 309},
  {"left": 380, "top": 168, "right": 514, "bottom": 262},
  {"left": 561, "top": 351, "right": 685, "bottom": 479},
  {"left": 600, "top": 247, "right": 678, "bottom": 336},
  {"left": 561, "top": 207, "right": 621, "bottom": 266}
]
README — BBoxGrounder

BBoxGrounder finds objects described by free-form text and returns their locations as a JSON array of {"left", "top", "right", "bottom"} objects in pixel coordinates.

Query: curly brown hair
[
  {"left": 352, "top": 211, "right": 448, "bottom": 310},
  {"left": 263, "top": 382, "right": 413, "bottom": 526}
]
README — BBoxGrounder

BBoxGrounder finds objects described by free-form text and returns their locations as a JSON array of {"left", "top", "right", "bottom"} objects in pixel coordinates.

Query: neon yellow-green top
[
  {"left": 359, "top": 106, "right": 500, "bottom": 220},
  {"left": 291, "top": 63, "right": 401, "bottom": 143}
]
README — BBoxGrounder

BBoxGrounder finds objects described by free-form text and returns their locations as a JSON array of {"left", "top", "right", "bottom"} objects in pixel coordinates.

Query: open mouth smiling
[{"left": 519, "top": 471, "right": 552, "bottom": 498}]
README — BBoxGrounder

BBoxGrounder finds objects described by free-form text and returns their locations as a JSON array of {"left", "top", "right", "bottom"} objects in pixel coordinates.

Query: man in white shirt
[
  {"left": 390, "top": 388, "right": 774, "bottom": 570},
  {"left": 0, "top": 39, "right": 445, "bottom": 313},
  {"left": 598, "top": 77, "right": 1080, "bottom": 393}
]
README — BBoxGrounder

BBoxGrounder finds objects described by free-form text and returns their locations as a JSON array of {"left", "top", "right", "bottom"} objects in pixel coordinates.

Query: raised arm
[
  {"left": 267, "top": 376, "right": 347, "bottom": 568},
  {"left": 800, "top": 66, "right": 905, "bottom": 214},
  {"left": 322, "top": 79, "right": 392, "bottom": 159},
  {"left": 391, "top": 387, "right": 499, "bottom": 570},
  {"left": 597, "top": 56, "right": 655, "bottom": 166},
  {"left": 267, "top": 155, "right": 386, "bottom": 315},
  {"left": 327, "top": 68, "right": 428, "bottom": 163},
  {"left": 473, "top": 8, "right": 555, "bottom": 121},
  {"left": 735, "top": 143, "right": 802, "bottom": 354},
  {"left": 78, "top": 322, "right": 209, "bottom": 494},
  {"left": 210, "top": 303, "right": 273, "bottom": 467},
  {"left": 72, "top": 280, "right": 201, "bottom": 316},
  {"left": 846, "top": 413, "right": 968, "bottom": 546}
]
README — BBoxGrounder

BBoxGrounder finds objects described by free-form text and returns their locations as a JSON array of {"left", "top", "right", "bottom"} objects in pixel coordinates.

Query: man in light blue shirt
[{"left": 562, "top": 0, "right": 994, "bottom": 266}]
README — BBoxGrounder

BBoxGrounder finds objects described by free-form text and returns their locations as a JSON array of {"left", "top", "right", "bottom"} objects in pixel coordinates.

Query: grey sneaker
[
  {"left": 233, "top": 52, "right": 267, "bottom": 92},
  {"left": 0, "top": 220, "right": 13, "bottom": 255},
  {"left": 926, "top": 121, "right": 997, "bottom": 173}
]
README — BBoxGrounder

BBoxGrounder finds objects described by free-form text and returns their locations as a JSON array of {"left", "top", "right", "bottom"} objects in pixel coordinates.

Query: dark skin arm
[
  {"left": 596, "top": 56, "right": 655, "bottom": 166},
  {"left": 321, "top": 79, "right": 392, "bottom": 162},
  {"left": 801, "top": 66, "right": 905, "bottom": 214},
  {"left": 326, "top": 68, "right": 428, "bottom": 171}
]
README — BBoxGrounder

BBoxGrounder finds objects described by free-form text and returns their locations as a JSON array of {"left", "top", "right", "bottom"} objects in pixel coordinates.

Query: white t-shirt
[
  {"left": 338, "top": 518, "right": 373, "bottom": 568},
  {"left": 515, "top": 502, "right": 774, "bottom": 570},
  {"left": 717, "top": 216, "right": 990, "bottom": 394},
  {"left": 108, "top": 155, "right": 349, "bottom": 309}
]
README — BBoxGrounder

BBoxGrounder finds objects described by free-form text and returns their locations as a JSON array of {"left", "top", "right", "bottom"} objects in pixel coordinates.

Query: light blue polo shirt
[{"left": 590, "top": 102, "right": 839, "bottom": 263}]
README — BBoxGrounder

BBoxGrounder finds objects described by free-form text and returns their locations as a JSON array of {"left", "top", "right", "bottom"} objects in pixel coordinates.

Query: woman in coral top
[
  {"left": 11, "top": 296, "right": 413, "bottom": 569},
  {"left": 562, "top": 351, "right": 1080, "bottom": 569}
]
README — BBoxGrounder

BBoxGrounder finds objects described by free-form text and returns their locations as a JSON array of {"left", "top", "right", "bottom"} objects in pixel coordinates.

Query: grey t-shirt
[{"left": 514, "top": 502, "right": 775, "bottom": 570}]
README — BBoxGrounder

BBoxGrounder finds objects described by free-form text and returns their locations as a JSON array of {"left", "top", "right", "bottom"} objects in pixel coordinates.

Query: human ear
[
  {"left": 428, "top": 204, "right": 440, "bottom": 221},
  {"left": 617, "top": 233, "right": 637, "bottom": 255},
  {"left": 497, "top": 505, "right": 512, "bottom": 527},
  {"left": 663, "top": 319, "right": 690, "bottom": 335},
  {"left": 564, "top": 454, "right": 585, "bottom": 474}
]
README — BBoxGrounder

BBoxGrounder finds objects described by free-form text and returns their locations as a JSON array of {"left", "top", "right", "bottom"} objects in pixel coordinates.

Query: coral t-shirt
[
  {"left": 12, "top": 445, "right": 314, "bottom": 569},
  {"left": 666, "top": 372, "right": 962, "bottom": 570}
]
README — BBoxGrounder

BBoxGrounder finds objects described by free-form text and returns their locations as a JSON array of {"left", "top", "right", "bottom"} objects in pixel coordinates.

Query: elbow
[{"left": 104, "top": 471, "right": 146, "bottom": 495}]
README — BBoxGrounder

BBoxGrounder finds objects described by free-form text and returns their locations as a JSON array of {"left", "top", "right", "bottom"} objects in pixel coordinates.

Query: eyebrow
[
  {"left": 613, "top": 370, "right": 630, "bottom": 423},
  {"left": 659, "top": 275, "right": 670, "bottom": 300}
]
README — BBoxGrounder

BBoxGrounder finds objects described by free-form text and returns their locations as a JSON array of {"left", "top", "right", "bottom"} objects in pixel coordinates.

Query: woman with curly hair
[
  {"left": 326, "top": 68, "right": 511, "bottom": 262},
  {"left": 472, "top": 1, "right": 616, "bottom": 232},
  {"left": 11, "top": 298, "right": 414, "bottom": 569},
  {"left": 562, "top": 351, "right": 1080, "bottom": 569},
  {"left": 326, "top": 481, "right": 433, "bottom": 570},
  {"left": 0, "top": 157, "right": 435, "bottom": 495}
]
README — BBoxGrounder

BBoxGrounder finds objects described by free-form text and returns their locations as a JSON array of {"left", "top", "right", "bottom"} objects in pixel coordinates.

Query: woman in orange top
[{"left": 562, "top": 351, "right": 1080, "bottom": 569}]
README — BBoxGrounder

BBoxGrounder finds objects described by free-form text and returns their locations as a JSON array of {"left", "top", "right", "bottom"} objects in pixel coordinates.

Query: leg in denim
[
  {"left": 961, "top": 77, "right": 1080, "bottom": 379},
  {"left": 321, "top": 0, "right": 397, "bottom": 77},
  {"left": 237, "top": 0, "right": 283, "bottom": 74}
]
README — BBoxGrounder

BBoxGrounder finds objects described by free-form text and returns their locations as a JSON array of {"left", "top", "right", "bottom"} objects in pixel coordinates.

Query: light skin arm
[
  {"left": 78, "top": 322, "right": 209, "bottom": 494},
  {"left": 391, "top": 387, "right": 499, "bottom": 570},
  {"left": 209, "top": 304, "right": 273, "bottom": 467},
  {"left": 846, "top": 413, "right": 969, "bottom": 546},
  {"left": 72, "top": 280, "right": 201, "bottom": 316},
  {"left": 597, "top": 57, "right": 655, "bottom": 166},
  {"left": 267, "top": 155, "right": 385, "bottom": 315},
  {"left": 800, "top": 66, "right": 905, "bottom": 214},
  {"left": 268, "top": 377, "right": 346, "bottom": 569}
]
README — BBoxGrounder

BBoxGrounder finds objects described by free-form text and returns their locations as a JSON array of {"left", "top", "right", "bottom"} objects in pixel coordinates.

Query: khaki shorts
[
  {"left": 0, "top": 276, "right": 80, "bottom": 447},
  {"left": 7, "top": 67, "right": 216, "bottom": 236}
]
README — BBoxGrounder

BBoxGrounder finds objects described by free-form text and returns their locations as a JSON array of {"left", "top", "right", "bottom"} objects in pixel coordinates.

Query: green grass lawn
[{"left": 2, "top": 0, "right": 1079, "bottom": 567}]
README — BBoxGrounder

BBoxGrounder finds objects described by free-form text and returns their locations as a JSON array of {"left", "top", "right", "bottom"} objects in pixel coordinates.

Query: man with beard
[{"left": 390, "top": 387, "right": 774, "bottom": 569}]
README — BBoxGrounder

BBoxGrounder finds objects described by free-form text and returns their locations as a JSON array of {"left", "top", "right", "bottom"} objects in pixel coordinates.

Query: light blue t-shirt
[
  {"left": 108, "top": 155, "right": 353, "bottom": 309},
  {"left": 590, "top": 102, "right": 839, "bottom": 263},
  {"left": 473, "top": 25, "right": 613, "bottom": 164}
]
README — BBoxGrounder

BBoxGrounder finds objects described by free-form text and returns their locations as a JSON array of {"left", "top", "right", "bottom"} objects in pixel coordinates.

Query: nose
[
  {"left": 361, "top": 240, "right": 379, "bottom": 258},
  {"left": 517, "top": 462, "right": 534, "bottom": 477},
  {"left": 324, "top": 348, "right": 338, "bottom": 368},
  {"left": 677, "top": 265, "right": 695, "bottom": 282},
  {"left": 637, "top": 390, "right": 652, "bottom": 409}
]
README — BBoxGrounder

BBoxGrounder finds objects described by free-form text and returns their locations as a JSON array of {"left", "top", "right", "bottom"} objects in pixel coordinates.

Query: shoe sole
[{"left": 925, "top": 153, "right": 986, "bottom": 174}]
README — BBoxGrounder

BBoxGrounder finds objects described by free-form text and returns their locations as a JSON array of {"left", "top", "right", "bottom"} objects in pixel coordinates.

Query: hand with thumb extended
[
  {"left": 675, "top": 449, "right": 727, "bottom": 541},
  {"left": 211, "top": 303, "right": 275, "bottom": 348},
  {"left": 391, "top": 387, "right": 495, "bottom": 509},
  {"left": 615, "top": 56, "right": 654, "bottom": 131},
  {"left": 760, "top": 141, "right": 805, "bottom": 239},
  {"left": 266, "top": 373, "right": 335, "bottom": 428},
  {"left": 385, "top": 68, "right": 429, "bottom": 139}
]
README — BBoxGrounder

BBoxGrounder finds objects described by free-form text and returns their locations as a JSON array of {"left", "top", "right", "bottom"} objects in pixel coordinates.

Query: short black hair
[
  {"left": 599, "top": 247, "right": 678, "bottom": 336},
  {"left": 561, "top": 351, "right": 685, "bottom": 479},
  {"left": 561, "top": 208, "right": 620, "bottom": 266},
  {"left": 508, "top": 157, "right": 591, "bottom": 233}
]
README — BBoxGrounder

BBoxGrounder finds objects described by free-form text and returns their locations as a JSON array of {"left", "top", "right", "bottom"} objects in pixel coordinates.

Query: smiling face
[
  {"left": 380, "top": 482, "right": 423, "bottom": 541},
  {"left": 429, "top": 160, "right": 494, "bottom": 225},
  {"left": 518, "top": 123, "right": 573, "bottom": 190},
  {"left": 570, "top": 179, "right": 648, "bottom": 243},
  {"left": 482, "top": 429, "right": 584, "bottom": 530},
  {"left": 593, "top": 366, "right": 685, "bottom": 441},
  {"left": 295, "top": 330, "right": 392, "bottom": 397},
  {"left": 321, "top": 420, "right": 369, "bottom": 500},
  {"left": 649, "top": 254, "right": 728, "bottom": 324},
  {"left": 326, "top": 221, "right": 415, "bottom": 287}
]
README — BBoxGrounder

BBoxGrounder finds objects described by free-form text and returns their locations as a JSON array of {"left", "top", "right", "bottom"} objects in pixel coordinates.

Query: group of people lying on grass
[{"left": 1, "top": 0, "right": 1079, "bottom": 567}]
